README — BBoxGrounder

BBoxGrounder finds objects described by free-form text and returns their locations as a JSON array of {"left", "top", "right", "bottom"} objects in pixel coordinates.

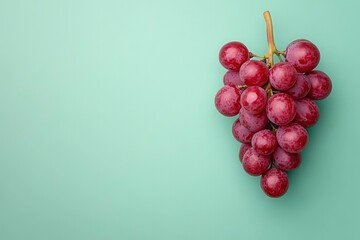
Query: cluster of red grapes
[{"left": 215, "top": 12, "right": 332, "bottom": 197}]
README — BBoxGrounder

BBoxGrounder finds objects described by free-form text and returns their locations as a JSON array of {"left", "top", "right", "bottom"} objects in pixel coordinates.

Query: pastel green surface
[{"left": 0, "top": 0, "right": 359, "bottom": 239}]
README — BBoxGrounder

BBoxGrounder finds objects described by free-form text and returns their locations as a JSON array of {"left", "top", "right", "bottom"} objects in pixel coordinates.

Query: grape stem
[
  {"left": 265, "top": 83, "right": 273, "bottom": 96},
  {"left": 236, "top": 84, "right": 248, "bottom": 89},
  {"left": 263, "top": 11, "right": 282, "bottom": 67},
  {"left": 270, "top": 123, "right": 277, "bottom": 132},
  {"left": 250, "top": 52, "right": 266, "bottom": 59},
  {"left": 278, "top": 50, "right": 286, "bottom": 56}
]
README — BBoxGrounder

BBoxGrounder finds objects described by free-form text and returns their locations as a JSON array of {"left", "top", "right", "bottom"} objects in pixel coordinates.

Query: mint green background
[{"left": 0, "top": 0, "right": 359, "bottom": 239}]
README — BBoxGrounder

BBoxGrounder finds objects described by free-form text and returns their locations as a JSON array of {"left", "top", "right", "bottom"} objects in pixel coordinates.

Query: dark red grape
[
  {"left": 261, "top": 168, "right": 289, "bottom": 198},
  {"left": 273, "top": 147, "right": 301, "bottom": 171},
  {"left": 241, "top": 86, "right": 267, "bottom": 114},
  {"left": 286, "top": 73, "right": 310, "bottom": 99},
  {"left": 285, "top": 39, "right": 320, "bottom": 73},
  {"left": 239, "top": 143, "right": 251, "bottom": 163},
  {"left": 239, "top": 60, "right": 269, "bottom": 86},
  {"left": 232, "top": 119, "right": 254, "bottom": 143},
  {"left": 306, "top": 70, "right": 332, "bottom": 100},
  {"left": 239, "top": 108, "right": 268, "bottom": 132},
  {"left": 266, "top": 93, "right": 296, "bottom": 126},
  {"left": 223, "top": 70, "right": 244, "bottom": 86},
  {"left": 242, "top": 148, "right": 271, "bottom": 176},
  {"left": 215, "top": 85, "right": 241, "bottom": 116},
  {"left": 294, "top": 98, "right": 320, "bottom": 128},
  {"left": 219, "top": 41, "right": 250, "bottom": 71},
  {"left": 251, "top": 129, "right": 277, "bottom": 155},
  {"left": 276, "top": 123, "right": 308, "bottom": 153},
  {"left": 269, "top": 62, "right": 297, "bottom": 90}
]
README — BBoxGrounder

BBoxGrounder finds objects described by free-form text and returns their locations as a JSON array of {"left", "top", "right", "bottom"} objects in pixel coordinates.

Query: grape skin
[
  {"left": 214, "top": 85, "right": 241, "bottom": 117},
  {"left": 239, "top": 108, "right": 268, "bottom": 132},
  {"left": 239, "top": 143, "right": 252, "bottom": 163},
  {"left": 242, "top": 148, "right": 271, "bottom": 176},
  {"left": 239, "top": 60, "right": 269, "bottom": 86},
  {"left": 285, "top": 39, "right": 320, "bottom": 73},
  {"left": 241, "top": 86, "right": 267, "bottom": 114},
  {"left": 269, "top": 62, "right": 297, "bottom": 91},
  {"left": 219, "top": 42, "right": 250, "bottom": 71},
  {"left": 266, "top": 93, "right": 296, "bottom": 126},
  {"left": 261, "top": 168, "right": 289, "bottom": 198},
  {"left": 273, "top": 147, "right": 301, "bottom": 171},
  {"left": 306, "top": 70, "right": 332, "bottom": 100},
  {"left": 286, "top": 73, "right": 310, "bottom": 100},
  {"left": 251, "top": 129, "right": 277, "bottom": 155},
  {"left": 223, "top": 70, "right": 244, "bottom": 86},
  {"left": 276, "top": 123, "right": 308, "bottom": 153},
  {"left": 294, "top": 98, "right": 320, "bottom": 128},
  {"left": 232, "top": 119, "right": 254, "bottom": 143}
]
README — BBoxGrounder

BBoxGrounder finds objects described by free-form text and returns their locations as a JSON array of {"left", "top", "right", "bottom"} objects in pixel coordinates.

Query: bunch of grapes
[{"left": 215, "top": 11, "right": 332, "bottom": 197}]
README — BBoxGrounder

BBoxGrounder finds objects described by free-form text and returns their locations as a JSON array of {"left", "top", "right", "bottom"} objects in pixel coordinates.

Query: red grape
[
  {"left": 269, "top": 62, "right": 297, "bottom": 90},
  {"left": 239, "top": 60, "right": 269, "bottom": 86},
  {"left": 215, "top": 12, "right": 332, "bottom": 198},
  {"left": 239, "top": 108, "right": 268, "bottom": 132},
  {"left": 266, "top": 93, "right": 296, "bottom": 126},
  {"left": 232, "top": 119, "right": 254, "bottom": 143},
  {"left": 285, "top": 39, "right": 320, "bottom": 73},
  {"left": 239, "top": 143, "right": 251, "bottom": 163},
  {"left": 219, "top": 41, "right": 250, "bottom": 71},
  {"left": 294, "top": 98, "right": 320, "bottom": 128},
  {"left": 306, "top": 70, "right": 332, "bottom": 100},
  {"left": 251, "top": 129, "right": 277, "bottom": 155},
  {"left": 286, "top": 73, "right": 310, "bottom": 99},
  {"left": 273, "top": 147, "right": 301, "bottom": 171},
  {"left": 215, "top": 85, "right": 241, "bottom": 116},
  {"left": 242, "top": 148, "right": 271, "bottom": 176},
  {"left": 241, "top": 86, "right": 267, "bottom": 114},
  {"left": 276, "top": 123, "right": 308, "bottom": 153},
  {"left": 223, "top": 70, "right": 244, "bottom": 86},
  {"left": 261, "top": 168, "right": 289, "bottom": 198}
]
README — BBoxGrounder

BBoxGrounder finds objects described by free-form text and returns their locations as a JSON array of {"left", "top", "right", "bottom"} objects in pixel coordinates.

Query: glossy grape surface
[
  {"left": 219, "top": 41, "right": 250, "bottom": 71},
  {"left": 285, "top": 39, "right": 320, "bottom": 73}
]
